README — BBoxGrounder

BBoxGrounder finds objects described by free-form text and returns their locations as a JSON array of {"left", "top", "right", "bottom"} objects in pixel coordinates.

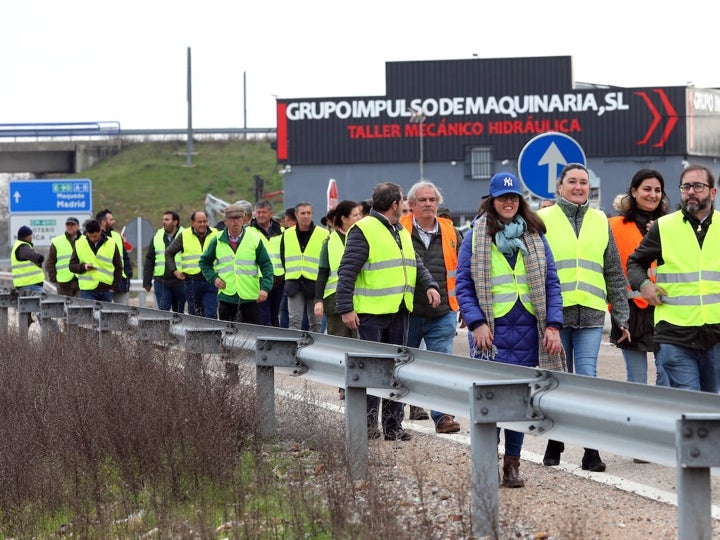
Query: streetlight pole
[{"left": 409, "top": 108, "right": 425, "bottom": 179}]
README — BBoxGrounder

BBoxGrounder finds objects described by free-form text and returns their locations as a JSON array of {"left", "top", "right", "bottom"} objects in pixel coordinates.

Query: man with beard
[
  {"left": 144, "top": 211, "right": 185, "bottom": 313},
  {"left": 96, "top": 209, "right": 133, "bottom": 304},
  {"left": 628, "top": 164, "right": 720, "bottom": 392}
]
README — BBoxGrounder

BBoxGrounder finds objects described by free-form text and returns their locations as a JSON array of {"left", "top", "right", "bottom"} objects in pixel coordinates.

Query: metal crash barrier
[{"left": 2, "top": 292, "right": 720, "bottom": 540}]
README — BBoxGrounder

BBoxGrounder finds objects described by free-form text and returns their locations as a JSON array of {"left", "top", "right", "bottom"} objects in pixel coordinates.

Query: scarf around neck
[{"left": 470, "top": 215, "right": 566, "bottom": 371}]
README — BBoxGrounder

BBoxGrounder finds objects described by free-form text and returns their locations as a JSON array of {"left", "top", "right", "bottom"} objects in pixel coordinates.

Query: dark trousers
[
  {"left": 218, "top": 300, "right": 260, "bottom": 325},
  {"left": 358, "top": 309, "right": 409, "bottom": 435},
  {"left": 259, "top": 283, "right": 283, "bottom": 326}
]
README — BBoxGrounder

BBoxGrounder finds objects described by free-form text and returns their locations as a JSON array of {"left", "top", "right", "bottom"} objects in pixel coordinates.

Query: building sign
[{"left": 276, "top": 57, "right": 694, "bottom": 165}]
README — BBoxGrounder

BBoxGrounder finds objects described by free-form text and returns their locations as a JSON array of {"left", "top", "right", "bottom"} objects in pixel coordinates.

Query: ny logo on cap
[{"left": 504, "top": 177, "right": 514, "bottom": 187}]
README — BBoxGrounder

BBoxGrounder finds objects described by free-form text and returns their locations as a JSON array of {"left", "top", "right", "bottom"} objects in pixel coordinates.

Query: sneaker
[
  {"left": 384, "top": 429, "right": 412, "bottom": 441},
  {"left": 368, "top": 427, "right": 382, "bottom": 440},
  {"left": 409, "top": 406, "right": 430, "bottom": 420},
  {"left": 435, "top": 415, "right": 461, "bottom": 434}
]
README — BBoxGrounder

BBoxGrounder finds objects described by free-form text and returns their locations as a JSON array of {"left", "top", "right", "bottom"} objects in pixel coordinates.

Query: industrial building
[{"left": 276, "top": 55, "right": 720, "bottom": 222}]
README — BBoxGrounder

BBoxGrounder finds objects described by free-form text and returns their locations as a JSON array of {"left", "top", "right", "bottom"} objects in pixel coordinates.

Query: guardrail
[
  {"left": 0, "top": 121, "right": 121, "bottom": 139},
  {"left": 1, "top": 292, "right": 719, "bottom": 540}
]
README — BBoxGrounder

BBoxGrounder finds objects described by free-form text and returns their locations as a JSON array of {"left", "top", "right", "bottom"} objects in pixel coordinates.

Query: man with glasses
[{"left": 628, "top": 164, "right": 720, "bottom": 392}]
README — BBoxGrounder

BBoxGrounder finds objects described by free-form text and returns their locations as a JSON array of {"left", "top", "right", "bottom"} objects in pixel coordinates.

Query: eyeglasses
[
  {"left": 495, "top": 194, "right": 520, "bottom": 202},
  {"left": 679, "top": 183, "right": 711, "bottom": 193}
]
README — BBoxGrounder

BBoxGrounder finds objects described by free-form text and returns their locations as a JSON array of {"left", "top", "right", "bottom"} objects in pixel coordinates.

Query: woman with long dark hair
[
  {"left": 314, "top": 200, "right": 363, "bottom": 399},
  {"left": 609, "top": 169, "right": 670, "bottom": 386},
  {"left": 456, "top": 173, "right": 565, "bottom": 488}
]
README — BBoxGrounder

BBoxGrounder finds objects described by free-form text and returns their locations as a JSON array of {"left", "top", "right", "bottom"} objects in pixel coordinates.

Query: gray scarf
[{"left": 470, "top": 215, "right": 566, "bottom": 371}]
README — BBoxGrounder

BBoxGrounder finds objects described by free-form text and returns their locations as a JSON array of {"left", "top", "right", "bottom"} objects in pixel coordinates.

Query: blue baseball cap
[{"left": 489, "top": 173, "right": 523, "bottom": 198}]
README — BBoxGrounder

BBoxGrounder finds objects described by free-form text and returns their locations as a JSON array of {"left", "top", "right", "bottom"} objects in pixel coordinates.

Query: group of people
[{"left": 11, "top": 163, "right": 720, "bottom": 489}]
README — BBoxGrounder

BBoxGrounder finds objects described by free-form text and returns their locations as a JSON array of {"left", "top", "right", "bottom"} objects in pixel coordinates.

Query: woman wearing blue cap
[
  {"left": 537, "top": 163, "right": 631, "bottom": 472},
  {"left": 456, "top": 172, "right": 565, "bottom": 488}
]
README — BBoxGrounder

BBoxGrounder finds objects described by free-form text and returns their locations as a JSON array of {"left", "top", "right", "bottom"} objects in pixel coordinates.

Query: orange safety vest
[
  {"left": 608, "top": 215, "right": 656, "bottom": 309},
  {"left": 400, "top": 214, "right": 459, "bottom": 311}
]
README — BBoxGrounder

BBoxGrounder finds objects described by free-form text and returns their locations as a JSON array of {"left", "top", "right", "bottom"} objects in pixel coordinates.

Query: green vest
[
  {"left": 283, "top": 225, "right": 327, "bottom": 280},
  {"left": 214, "top": 233, "right": 262, "bottom": 300},
  {"left": 539, "top": 205, "right": 608, "bottom": 312},
  {"left": 654, "top": 211, "right": 720, "bottom": 326},
  {"left": 180, "top": 227, "right": 217, "bottom": 275},
  {"left": 50, "top": 233, "right": 77, "bottom": 283},
  {"left": 323, "top": 231, "right": 345, "bottom": 298},
  {"left": 153, "top": 228, "right": 183, "bottom": 277},
  {"left": 11, "top": 240, "right": 45, "bottom": 287},
  {"left": 489, "top": 243, "right": 534, "bottom": 318},
  {"left": 352, "top": 217, "right": 416, "bottom": 314},
  {"left": 75, "top": 236, "right": 117, "bottom": 290}
]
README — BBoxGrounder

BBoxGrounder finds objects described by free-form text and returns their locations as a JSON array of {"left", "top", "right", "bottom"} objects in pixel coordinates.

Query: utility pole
[
  {"left": 409, "top": 108, "right": 425, "bottom": 179},
  {"left": 185, "top": 46, "right": 193, "bottom": 167}
]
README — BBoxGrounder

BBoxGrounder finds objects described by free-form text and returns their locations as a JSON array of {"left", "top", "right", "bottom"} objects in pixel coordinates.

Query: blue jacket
[{"left": 456, "top": 225, "right": 563, "bottom": 366}]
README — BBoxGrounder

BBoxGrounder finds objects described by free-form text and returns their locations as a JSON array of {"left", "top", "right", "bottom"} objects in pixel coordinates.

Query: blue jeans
[
  {"left": 154, "top": 280, "right": 186, "bottom": 313},
  {"left": 17, "top": 284, "right": 45, "bottom": 295},
  {"left": 657, "top": 343, "right": 720, "bottom": 392},
  {"left": 498, "top": 427, "right": 524, "bottom": 457},
  {"left": 560, "top": 326, "right": 603, "bottom": 377},
  {"left": 80, "top": 290, "right": 113, "bottom": 302},
  {"left": 184, "top": 279, "right": 217, "bottom": 318},
  {"left": 407, "top": 311, "right": 457, "bottom": 426},
  {"left": 621, "top": 349, "right": 670, "bottom": 386}
]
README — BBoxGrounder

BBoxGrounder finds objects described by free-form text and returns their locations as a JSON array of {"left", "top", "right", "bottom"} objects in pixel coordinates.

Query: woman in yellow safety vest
[
  {"left": 314, "top": 200, "right": 363, "bottom": 399},
  {"left": 537, "top": 162, "right": 631, "bottom": 473},
  {"left": 456, "top": 172, "right": 564, "bottom": 488}
]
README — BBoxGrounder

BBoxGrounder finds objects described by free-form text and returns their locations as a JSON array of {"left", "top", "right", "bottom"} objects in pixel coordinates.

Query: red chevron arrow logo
[{"left": 635, "top": 89, "right": 679, "bottom": 147}]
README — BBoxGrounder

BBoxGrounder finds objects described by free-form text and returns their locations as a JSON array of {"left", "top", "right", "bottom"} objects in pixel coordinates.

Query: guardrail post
[
  {"left": 17, "top": 295, "right": 40, "bottom": 334},
  {"left": 345, "top": 352, "right": 407, "bottom": 480},
  {"left": 182, "top": 329, "right": 223, "bottom": 378},
  {"left": 469, "top": 380, "right": 535, "bottom": 539},
  {"left": 676, "top": 414, "right": 720, "bottom": 540},
  {"left": 0, "top": 289, "right": 12, "bottom": 331},
  {"left": 256, "top": 337, "right": 307, "bottom": 439}
]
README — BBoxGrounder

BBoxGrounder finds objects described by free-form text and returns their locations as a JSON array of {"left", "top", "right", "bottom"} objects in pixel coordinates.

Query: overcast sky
[{"left": 3, "top": 1, "right": 717, "bottom": 130}]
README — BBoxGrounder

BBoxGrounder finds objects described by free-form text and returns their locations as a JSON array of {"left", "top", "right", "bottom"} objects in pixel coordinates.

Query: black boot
[
  {"left": 542, "top": 439, "right": 565, "bottom": 466},
  {"left": 581, "top": 448, "right": 606, "bottom": 472}
]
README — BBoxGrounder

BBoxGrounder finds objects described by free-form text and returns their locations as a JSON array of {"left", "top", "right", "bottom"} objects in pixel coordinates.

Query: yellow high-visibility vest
[
  {"left": 654, "top": 211, "right": 720, "bottom": 326},
  {"left": 11, "top": 240, "right": 45, "bottom": 287},
  {"left": 180, "top": 227, "right": 217, "bottom": 275},
  {"left": 74, "top": 236, "right": 117, "bottom": 290},
  {"left": 539, "top": 205, "right": 608, "bottom": 312},
  {"left": 352, "top": 217, "right": 416, "bottom": 314}
]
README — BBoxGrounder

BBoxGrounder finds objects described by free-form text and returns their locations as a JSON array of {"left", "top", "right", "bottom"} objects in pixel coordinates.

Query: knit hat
[{"left": 17, "top": 225, "right": 33, "bottom": 239}]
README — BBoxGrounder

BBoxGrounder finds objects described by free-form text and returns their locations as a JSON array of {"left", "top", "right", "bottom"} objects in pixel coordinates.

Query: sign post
[{"left": 518, "top": 133, "right": 586, "bottom": 199}]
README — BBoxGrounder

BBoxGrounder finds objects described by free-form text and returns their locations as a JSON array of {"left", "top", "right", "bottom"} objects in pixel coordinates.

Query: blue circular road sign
[{"left": 518, "top": 132, "right": 586, "bottom": 199}]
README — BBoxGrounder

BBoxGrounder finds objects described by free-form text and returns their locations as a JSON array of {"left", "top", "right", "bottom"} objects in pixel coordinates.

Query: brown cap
[{"left": 224, "top": 204, "right": 245, "bottom": 218}]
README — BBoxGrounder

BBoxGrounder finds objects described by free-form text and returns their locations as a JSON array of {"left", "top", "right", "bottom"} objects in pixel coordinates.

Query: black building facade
[{"left": 276, "top": 56, "right": 720, "bottom": 221}]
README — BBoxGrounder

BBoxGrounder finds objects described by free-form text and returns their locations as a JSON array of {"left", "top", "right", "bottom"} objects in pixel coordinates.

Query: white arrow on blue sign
[
  {"left": 518, "top": 133, "right": 586, "bottom": 199},
  {"left": 9, "top": 179, "right": 92, "bottom": 214}
]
